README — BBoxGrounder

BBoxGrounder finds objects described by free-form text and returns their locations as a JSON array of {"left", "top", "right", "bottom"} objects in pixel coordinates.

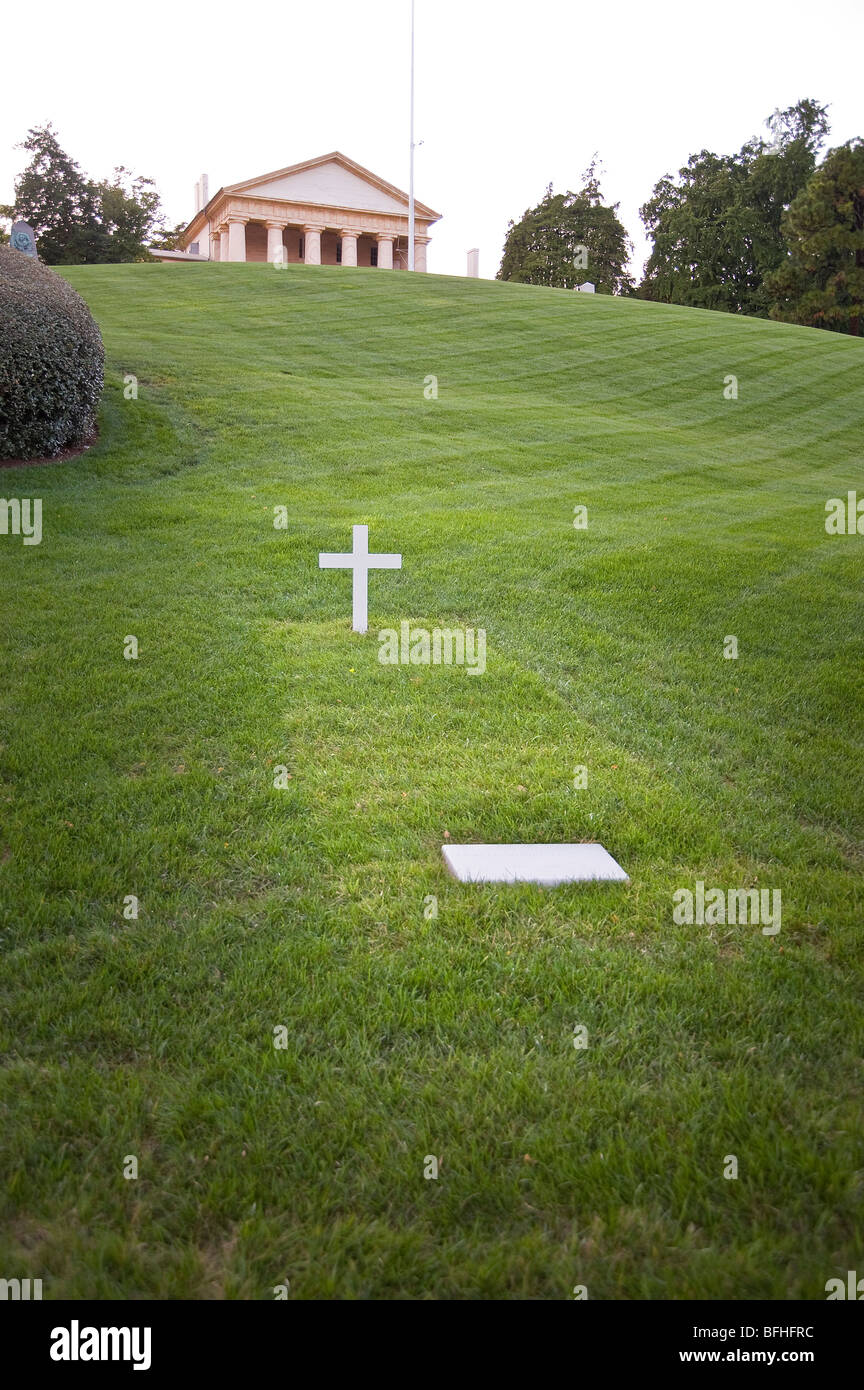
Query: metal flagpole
[{"left": 408, "top": 0, "right": 415, "bottom": 272}]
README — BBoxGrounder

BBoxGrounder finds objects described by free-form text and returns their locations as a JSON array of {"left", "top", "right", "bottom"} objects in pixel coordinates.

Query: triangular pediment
[{"left": 225, "top": 152, "right": 440, "bottom": 221}]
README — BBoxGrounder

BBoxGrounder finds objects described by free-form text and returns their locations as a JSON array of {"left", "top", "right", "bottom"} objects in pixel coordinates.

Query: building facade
[{"left": 170, "top": 151, "right": 441, "bottom": 271}]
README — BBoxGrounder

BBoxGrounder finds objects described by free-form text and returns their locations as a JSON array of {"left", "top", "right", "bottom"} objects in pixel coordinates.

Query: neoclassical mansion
[{"left": 163, "top": 151, "right": 441, "bottom": 271}]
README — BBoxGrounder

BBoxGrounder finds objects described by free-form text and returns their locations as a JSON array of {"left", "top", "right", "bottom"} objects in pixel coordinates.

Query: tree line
[
  {"left": 0, "top": 124, "right": 182, "bottom": 264},
  {"left": 3, "top": 110, "right": 862, "bottom": 335},
  {"left": 498, "top": 99, "right": 864, "bottom": 336}
]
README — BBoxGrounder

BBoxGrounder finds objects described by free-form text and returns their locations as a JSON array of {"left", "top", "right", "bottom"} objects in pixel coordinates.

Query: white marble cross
[{"left": 319, "top": 524, "right": 402, "bottom": 634}]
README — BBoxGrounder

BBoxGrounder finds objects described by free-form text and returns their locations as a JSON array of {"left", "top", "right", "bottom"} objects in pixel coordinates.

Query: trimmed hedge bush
[{"left": 0, "top": 245, "right": 104, "bottom": 460}]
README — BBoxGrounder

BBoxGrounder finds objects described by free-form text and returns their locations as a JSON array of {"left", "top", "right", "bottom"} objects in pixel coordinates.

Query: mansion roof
[{"left": 182, "top": 150, "right": 441, "bottom": 244}]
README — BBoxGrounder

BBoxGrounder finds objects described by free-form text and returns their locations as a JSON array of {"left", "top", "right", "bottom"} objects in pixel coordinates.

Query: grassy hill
[{"left": 1, "top": 262, "right": 862, "bottom": 1299}]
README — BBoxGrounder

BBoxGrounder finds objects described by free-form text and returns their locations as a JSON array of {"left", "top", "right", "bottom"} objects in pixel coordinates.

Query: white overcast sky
[{"left": 3, "top": 0, "right": 862, "bottom": 279}]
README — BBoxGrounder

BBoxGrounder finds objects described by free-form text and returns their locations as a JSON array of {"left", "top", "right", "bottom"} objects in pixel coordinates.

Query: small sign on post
[{"left": 10, "top": 222, "right": 38, "bottom": 258}]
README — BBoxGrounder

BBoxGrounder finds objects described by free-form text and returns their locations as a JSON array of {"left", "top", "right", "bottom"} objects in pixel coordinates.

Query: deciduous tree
[{"left": 638, "top": 99, "right": 829, "bottom": 316}]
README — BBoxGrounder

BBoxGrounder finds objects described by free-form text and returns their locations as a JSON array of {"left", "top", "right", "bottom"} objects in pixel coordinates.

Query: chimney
[
  {"left": 194, "top": 180, "right": 201, "bottom": 213},
  {"left": 467, "top": 248, "right": 479, "bottom": 278},
  {"left": 200, "top": 173, "right": 209, "bottom": 208}
]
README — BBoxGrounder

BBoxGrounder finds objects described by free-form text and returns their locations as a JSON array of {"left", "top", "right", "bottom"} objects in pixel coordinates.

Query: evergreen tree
[
  {"left": 766, "top": 139, "right": 864, "bottom": 336},
  {"left": 1, "top": 125, "right": 104, "bottom": 263},
  {"left": 498, "top": 161, "right": 633, "bottom": 293}
]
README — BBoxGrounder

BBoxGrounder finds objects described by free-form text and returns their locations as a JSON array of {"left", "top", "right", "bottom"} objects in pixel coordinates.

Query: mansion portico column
[
  {"left": 414, "top": 235, "right": 430, "bottom": 273},
  {"left": 217, "top": 225, "right": 229, "bottom": 262},
  {"left": 303, "top": 224, "right": 324, "bottom": 265},
  {"left": 266, "top": 220, "right": 287, "bottom": 265},
  {"left": 376, "top": 233, "right": 395, "bottom": 269},
  {"left": 227, "top": 216, "right": 248, "bottom": 262},
  {"left": 340, "top": 229, "right": 360, "bottom": 266}
]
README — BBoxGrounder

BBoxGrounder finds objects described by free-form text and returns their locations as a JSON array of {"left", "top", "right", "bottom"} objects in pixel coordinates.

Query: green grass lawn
[{"left": 1, "top": 262, "right": 862, "bottom": 1300}]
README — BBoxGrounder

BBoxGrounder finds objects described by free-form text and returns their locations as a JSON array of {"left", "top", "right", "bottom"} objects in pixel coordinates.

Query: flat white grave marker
[
  {"left": 319, "top": 524, "right": 402, "bottom": 634},
  {"left": 442, "top": 843, "right": 629, "bottom": 886}
]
